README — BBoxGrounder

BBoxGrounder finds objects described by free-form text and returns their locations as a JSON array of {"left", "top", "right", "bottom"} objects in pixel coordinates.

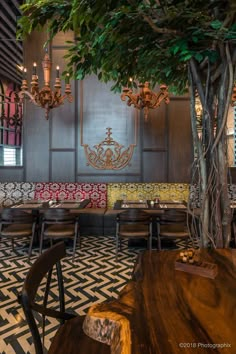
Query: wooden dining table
[
  {"left": 83, "top": 248, "right": 236, "bottom": 354},
  {"left": 113, "top": 199, "right": 187, "bottom": 211},
  {"left": 9, "top": 198, "right": 91, "bottom": 210}
]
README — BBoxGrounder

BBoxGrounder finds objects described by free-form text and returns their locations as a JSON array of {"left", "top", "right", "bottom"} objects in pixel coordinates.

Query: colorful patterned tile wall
[
  {"left": 0, "top": 182, "right": 35, "bottom": 206},
  {"left": 34, "top": 182, "right": 107, "bottom": 208},
  {"left": 107, "top": 183, "right": 190, "bottom": 208},
  {"left": 3, "top": 181, "right": 231, "bottom": 209}
]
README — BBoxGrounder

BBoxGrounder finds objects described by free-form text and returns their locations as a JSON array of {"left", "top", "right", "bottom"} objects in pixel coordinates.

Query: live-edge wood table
[{"left": 83, "top": 249, "right": 236, "bottom": 354}]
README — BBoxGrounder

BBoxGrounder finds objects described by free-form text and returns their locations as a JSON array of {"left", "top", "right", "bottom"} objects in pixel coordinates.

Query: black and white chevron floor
[{"left": 0, "top": 236, "right": 189, "bottom": 354}]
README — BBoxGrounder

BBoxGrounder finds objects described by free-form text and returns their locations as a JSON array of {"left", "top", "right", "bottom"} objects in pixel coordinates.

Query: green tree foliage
[
  {"left": 18, "top": 0, "right": 236, "bottom": 92},
  {"left": 18, "top": 0, "right": 236, "bottom": 247}
]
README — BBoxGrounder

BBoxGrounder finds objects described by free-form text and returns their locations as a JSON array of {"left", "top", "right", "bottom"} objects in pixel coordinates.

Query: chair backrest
[
  {"left": 159, "top": 209, "right": 187, "bottom": 224},
  {"left": 18, "top": 242, "right": 68, "bottom": 354},
  {"left": 1, "top": 208, "right": 35, "bottom": 223},
  {"left": 117, "top": 208, "right": 152, "bottom": 224},
  {"left": 42, "top": 208, "right": 76, "bottom": 223}
]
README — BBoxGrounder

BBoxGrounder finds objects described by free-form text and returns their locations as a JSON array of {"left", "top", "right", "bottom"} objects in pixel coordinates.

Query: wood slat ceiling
[{"left": 0, "top": 0, "right": 23, "bottom": 84}]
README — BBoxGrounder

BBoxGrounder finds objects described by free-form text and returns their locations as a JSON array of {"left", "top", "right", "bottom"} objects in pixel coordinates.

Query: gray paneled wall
[
  {"left": 77, "top": 75, "right": 140, "bottom": 181},
  {"left": 23, "top": 31, "right": 50, "bottom": 182},
  {"left": 168, "top": 97, "right": 193, "bottom": 182},
  {"left": 0, "top": 30, "right": 193, "bottom": 183}
]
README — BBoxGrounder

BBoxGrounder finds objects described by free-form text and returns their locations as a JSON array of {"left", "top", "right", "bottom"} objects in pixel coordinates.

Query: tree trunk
[{"left": 188, "top": 46, "right": 234, "bottom": 248}]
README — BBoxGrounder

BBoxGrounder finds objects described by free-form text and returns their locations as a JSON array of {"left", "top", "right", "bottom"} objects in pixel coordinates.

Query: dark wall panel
[
  {"left": 23, "top": 31, "right": 50, "bottom": 182},
  {"left": 142, "top": 103, "right": 167, "bottom": 150},
  {"left": 77, "top": 75, "right": 141, "bottom": 179},
  {"left": 142, "top": 151, "right": 167, "bottom": 182},
  {"left": 51, "top": 151, "right": 75, "bottom": 181},
  {"left": 167, "top": 98, "right": 193, "bottom": 182},
  {"left": 0, "top": 168, "right": 24, "bottom": 181},
  {"left": 51, "top": 49, "right": 75, "bottom": 150},
  {"left": 23, "top": 102, "right": 50, "bottom": 181},
  {"left": 77, "top": 175, "right": 141, "bottom": 183}
]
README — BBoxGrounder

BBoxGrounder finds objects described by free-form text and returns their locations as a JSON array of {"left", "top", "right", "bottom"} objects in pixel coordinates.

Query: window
[
  {"left": 1, "top": 147, "right": 22, "bottom": 166},
  {"left": 0, "top": 81, "right": 23, "bottom": 166}
]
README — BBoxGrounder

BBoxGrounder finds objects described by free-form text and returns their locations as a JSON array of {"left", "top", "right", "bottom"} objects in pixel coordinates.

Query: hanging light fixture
[
  {"left": 121, "top": 81, "right": 170, "bottom": 120},
  {"left": 19, "top": 51, "right": 73, "bottom": 119}
]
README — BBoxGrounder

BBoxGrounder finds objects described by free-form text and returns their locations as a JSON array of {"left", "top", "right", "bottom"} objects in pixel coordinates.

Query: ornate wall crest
[{"left": 83, "top": 128, "right": 136, "bottom": 170}]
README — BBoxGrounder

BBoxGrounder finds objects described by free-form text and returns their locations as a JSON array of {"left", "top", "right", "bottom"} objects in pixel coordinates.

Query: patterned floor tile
[
  {"left": 0, "top": 236, "right": 141, "bottom": 353},
  {"left": 0, "top": 235, "right": 191, "bottom": 353}
]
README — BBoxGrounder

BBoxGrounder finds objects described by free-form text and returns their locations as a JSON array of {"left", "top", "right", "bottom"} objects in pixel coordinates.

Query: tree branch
[
  {"left": 141, "top": 14, "right": 179, "bottom": 34},
  {"left": 189, "top": 58, "right": 206, "bottom": 108},
  {"left": 211, "top": 63, "right": 223, "bottom": 83},
  {"left": 127, "top": 0, "right": 180, "bottom": 35},
  {"left": 212, "top": 43, "right": 233, "bottom": 151}
]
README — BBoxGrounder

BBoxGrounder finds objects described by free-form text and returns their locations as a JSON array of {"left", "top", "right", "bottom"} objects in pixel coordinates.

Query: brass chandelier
[
  {"left": 121, "top": 81, "right": 170, "bottom": 120},
  {"left": 19, "top": 51, "right": 73, "bottom": 119}
]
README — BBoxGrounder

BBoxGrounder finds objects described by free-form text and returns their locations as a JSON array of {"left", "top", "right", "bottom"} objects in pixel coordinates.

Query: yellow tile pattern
[{"left": 107, "top": 183, "right": 190, "bottom": 208}]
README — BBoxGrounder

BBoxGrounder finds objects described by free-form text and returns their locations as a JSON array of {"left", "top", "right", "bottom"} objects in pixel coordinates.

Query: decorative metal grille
[{"left": 0, "top": 88, "right": 23, "bottom": 166}]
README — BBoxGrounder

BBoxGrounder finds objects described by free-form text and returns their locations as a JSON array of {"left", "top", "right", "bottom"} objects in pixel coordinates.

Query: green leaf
[
  {"left": 180, "top": 53, "right": 193, "bottom": 61},
  {"left": 17, "top": 0, "right": 235, "bottom": 94},
  {"left": 210, "top": 20, "right": 222, "bottom": 30},
  {"left": 173, "top": 45, "right": 180, "bottom": 55},
  {"left": 194, "top": 52, "right": 203, "bottom": 62}
]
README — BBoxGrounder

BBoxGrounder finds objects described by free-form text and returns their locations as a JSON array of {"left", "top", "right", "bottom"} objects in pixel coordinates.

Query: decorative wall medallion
[{"left": 83, "top": 128, "right": 136, "bottom": 170}]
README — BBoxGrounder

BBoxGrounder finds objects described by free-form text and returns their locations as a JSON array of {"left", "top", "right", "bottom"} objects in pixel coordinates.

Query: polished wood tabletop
[
  {"left": 9, "top": 198, "right": 91, "bottom": 210},
  {"left": 83, "top": 249, "right": 236, "bottom": 354},
  {"left": 113, "top": 199, "right": 187, "bottom": 210}
]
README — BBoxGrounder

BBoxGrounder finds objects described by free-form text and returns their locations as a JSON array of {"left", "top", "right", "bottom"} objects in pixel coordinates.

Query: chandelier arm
[
  {"left": 20, "top": 51, "right": 73, "bottom": 119},
  {"left": 18, "top": 90, "right": 44, "bottom": 107},
  {"left": 121, "top": 82, "right": 170, "bottom": 119},
  {"left": 150, "top": 91, "right": 169, "bottom": 108},
  {"left": 121, "top": 92, "right": 142, "bottom": 109}
]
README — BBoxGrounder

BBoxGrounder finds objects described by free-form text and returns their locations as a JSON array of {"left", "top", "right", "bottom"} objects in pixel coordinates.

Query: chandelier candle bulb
[
  {"left": 42, "top": 52, "right": 51, "bottom": 87},
  {"left": 21, "top": 68, "right": 28, "bottom": 91},
  {"left": 33, "top": 63, "right": 37, "bottom": 75},
  {"left": 66, "top": 73, "right": 70, "bottom": 84},
  {"left": 56, "top": 66, "right": 60, "bottom": 78}
]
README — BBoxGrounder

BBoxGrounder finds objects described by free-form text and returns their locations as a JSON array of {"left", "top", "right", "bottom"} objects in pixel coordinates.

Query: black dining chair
[
  {"left": 157, "top": 209, "right": 191, "bottom": 250},
  {"left": 115, "top": 208, "right": 152, "bottom": 259},
  {"left": 18, "top": 242, "right": 110, "bottom": 354},
  {"left": 0, "top": 208, "right": 37, "bottom": 258},
  {"left": 39, "top": 208, "right": 80, "bottom": 260}
]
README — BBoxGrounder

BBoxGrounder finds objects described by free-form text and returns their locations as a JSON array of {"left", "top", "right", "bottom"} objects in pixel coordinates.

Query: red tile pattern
[{"left": 34, "top": 183, "right": 107, "bottom": 208}]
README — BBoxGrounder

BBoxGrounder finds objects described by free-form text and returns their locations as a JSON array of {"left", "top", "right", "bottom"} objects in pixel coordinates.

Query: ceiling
[{"left": 0, "top": 0, "right": 23, "bottom": 84}]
